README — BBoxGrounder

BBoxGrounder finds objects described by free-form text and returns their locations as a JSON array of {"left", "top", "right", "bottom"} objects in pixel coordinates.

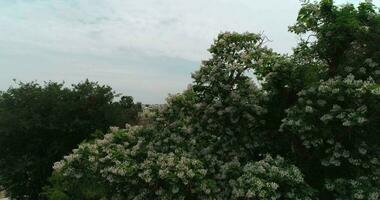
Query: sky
[{"left": 0, "top": 0, "right": 378, "bottom": 103}]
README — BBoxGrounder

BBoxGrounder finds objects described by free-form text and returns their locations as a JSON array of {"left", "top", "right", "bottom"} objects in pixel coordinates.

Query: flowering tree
[{"left": 45, "top": 1, "right": 380, "bottom": 199}]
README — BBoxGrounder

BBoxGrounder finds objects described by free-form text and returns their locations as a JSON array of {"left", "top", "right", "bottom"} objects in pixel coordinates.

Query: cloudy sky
[{"left": 0, "top": 0, "right": 377, "bottom": 103}]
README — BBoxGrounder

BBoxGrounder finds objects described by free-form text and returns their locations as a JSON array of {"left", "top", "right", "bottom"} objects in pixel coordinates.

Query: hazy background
[{"left": 0, "top": 0, "right": 377, "bottom": 103}]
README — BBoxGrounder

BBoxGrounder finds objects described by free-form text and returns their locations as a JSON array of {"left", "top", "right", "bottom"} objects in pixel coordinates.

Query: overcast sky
[{"left": 0, "top": 0, "right": 377, "bottom": 103}]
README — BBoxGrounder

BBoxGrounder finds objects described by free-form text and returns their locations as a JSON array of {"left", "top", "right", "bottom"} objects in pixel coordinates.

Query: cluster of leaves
[
  {"left": 0, "top": 80, "right": 142, "bottom": 199},
  {"left": 46, "top": 1, "right": 380, "bottom": 199}
]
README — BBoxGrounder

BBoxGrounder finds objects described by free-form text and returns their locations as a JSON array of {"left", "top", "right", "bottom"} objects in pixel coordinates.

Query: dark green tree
[{"left": 0, "top": 80, "right": 141, "bottom": 199}]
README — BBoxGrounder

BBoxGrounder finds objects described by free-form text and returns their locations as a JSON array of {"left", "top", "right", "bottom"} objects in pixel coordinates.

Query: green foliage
[
  {"left": 44, "top": 170, "right": 106, "bottom": 200},
  {"left": 281, "top": 76, "right": 380, "bottom": 198},
  {"left": 0, "top": 80, "right": 141, "bottom": 199},
  {"left": 290, "top": 0, "right": 380, "bottom": 81},
  {"left": 47, "top": 1, "right": 380, "bottom": 199}
]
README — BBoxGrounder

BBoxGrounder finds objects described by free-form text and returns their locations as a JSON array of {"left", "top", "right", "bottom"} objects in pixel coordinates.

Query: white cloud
[{"left": 0, "top": 0, "right": 301, "bottom": 59}]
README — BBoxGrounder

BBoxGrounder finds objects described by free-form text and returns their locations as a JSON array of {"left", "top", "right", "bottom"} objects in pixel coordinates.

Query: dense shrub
[
  {"left": 0, "top": 80, "right": 141, "bottom": 199},
  {"left": 46, "top": 1, "right": 380, "bottom": 199}
]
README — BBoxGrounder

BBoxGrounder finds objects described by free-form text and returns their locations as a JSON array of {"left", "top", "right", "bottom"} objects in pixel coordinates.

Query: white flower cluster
[
  {"left": 281, "top": 74, "right": 380, "bottom": 198},
  {"left": 325, "top": 176, "right": 380, "bottom": 200},
  {"left": 231, "top": 155, "right": 313, "bottom": 200}
]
